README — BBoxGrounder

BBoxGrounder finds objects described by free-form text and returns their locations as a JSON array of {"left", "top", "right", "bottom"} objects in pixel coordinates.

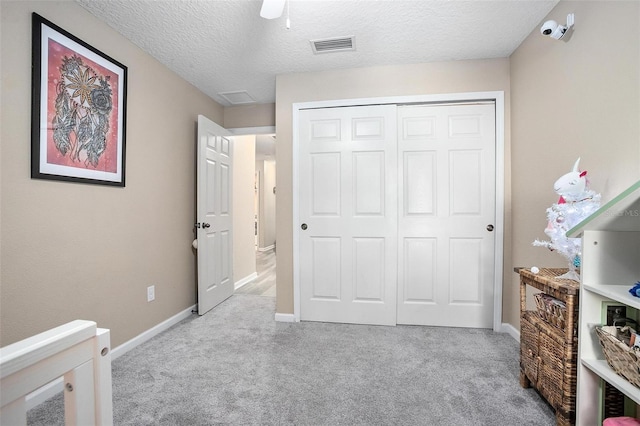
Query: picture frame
[{"left": 31, "top": 13, "right": 127, "bottom": 187}]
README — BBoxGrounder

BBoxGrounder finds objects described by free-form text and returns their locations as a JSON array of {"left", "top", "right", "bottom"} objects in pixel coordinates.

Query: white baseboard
[
  {"left": 110, "top": 304, "right": 195, "bottom": 360},
  {"left": 25, "top": 304, "right": 196, "bottom": 410},
  {"left": 274, "top": 312, "right": 296, "bottom": 322},
  {"left": 235, "top": 272, "right": 258, "bottom": 290},
  {"left": 258, "top": 245, "right": 275, "bottom": 252},
  {"left": 500, "top": 322, "right": 520, "bottom": 342}
]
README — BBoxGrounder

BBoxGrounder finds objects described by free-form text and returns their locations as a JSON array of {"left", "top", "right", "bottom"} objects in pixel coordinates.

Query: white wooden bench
[{"left": 0, "top": 320, "right": 113, "bottom": 425}]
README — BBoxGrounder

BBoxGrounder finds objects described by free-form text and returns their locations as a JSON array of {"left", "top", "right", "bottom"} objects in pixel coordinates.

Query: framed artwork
[{"left": 31, "top": 13, "right": 127, "bottom": 186}]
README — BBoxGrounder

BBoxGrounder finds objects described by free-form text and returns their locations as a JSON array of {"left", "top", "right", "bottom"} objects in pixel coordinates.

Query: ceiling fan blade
[{"left": 260, "top": 0, "right": 286, "bottom": 19}]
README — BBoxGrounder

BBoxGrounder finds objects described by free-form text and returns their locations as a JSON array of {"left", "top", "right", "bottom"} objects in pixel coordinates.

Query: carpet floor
[{"left": 28, "top": 294, "right": 555, "bottom": 425}]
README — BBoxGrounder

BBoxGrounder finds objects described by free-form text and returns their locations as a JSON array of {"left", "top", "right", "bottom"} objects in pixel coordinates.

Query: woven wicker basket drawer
[
  {"left": 538, "top": 330, "right": 565, "bottom": 410},
  {"left": 521, "top": 312, "right": 539, "bottom": 383},
  {"left": 539, "top": 330, "right": 564, "bottom": 376}
]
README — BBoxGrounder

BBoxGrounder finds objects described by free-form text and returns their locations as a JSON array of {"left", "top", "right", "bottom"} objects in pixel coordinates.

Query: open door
[{"left": 196, "top": 115, "right": 234, "bottom": 315}]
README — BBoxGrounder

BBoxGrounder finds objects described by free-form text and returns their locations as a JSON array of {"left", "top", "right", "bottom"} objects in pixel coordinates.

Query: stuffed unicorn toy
[
  {"left": 554, "top": 158, "right": 589, "bottom": 203},
  {"left": 533, "top": 158, "right": 601, "bottom": 281}
]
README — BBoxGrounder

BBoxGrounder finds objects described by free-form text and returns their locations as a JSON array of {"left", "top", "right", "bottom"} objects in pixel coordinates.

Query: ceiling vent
[
  {"left": 310, "top": 36, "right": 356, "bottom": 54},
  {"left": 218, "top": 91, "right": 256, "bottom": 105}
]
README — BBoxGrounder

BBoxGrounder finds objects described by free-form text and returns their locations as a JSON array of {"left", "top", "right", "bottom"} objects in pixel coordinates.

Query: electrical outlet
[
  {"left": 147, "top": 285, "right": 155, "bottom": 302},
  {"left": 606, "top": 305, "right": 626, "bottom": 326}
]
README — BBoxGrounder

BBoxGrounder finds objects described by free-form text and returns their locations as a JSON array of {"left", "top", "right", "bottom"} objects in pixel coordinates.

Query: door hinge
[{"left": 194, "top": 222, "right": 201, "bottom": 229}]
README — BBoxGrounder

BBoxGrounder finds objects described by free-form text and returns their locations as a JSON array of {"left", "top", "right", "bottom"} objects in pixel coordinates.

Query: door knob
[
  {"left": 202, "top": 223, "right": 211, "bottom": 229},
  {"left": 486, "top": 224, "right": 494, "bottom": 232},
  {"left": 301, "top": 223, "right": 308, "bottom": 230}
]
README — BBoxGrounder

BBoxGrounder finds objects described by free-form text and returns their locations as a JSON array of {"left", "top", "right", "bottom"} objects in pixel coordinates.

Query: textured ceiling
[{"left": 76, "top": 0, "right": 559, "bottom": 107}]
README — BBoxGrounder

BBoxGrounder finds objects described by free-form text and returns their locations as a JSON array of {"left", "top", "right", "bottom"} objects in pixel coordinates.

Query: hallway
[{"left": 235, "top": 249, "right": 276, "bottom": 297}]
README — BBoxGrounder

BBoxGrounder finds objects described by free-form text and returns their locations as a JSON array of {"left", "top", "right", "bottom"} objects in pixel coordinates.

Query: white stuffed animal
[{"left": 553, "top": 157, "right": 588, "bottom": 203}]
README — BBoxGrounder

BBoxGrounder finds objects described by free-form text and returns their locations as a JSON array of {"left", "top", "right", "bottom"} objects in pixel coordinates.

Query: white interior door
[
  {"left": 196, "top": 115, "right": 234, "bottom": 315},
  {"left": 298, "top": 105, "right": 398, "bottom": 325},
  {"left": 396, "top": 103, "right": 496, "bottom": 327}
]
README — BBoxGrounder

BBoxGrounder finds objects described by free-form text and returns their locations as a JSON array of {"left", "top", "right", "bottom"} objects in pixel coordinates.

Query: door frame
[{"left": 292, "top": 91, "right": 505, "bottom": 331}]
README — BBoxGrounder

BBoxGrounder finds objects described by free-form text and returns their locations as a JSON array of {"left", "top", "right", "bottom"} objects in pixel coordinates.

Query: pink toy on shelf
[{"left": 603, "top": 418, "right": 640, "bottom": 426}]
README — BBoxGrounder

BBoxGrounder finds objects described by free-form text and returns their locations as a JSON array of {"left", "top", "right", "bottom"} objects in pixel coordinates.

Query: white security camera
[
  {"left": 540, "top": 20, "right": 566, "bottom": 39},
  {"left": 540, "top": 13, "right": 575, "bottom": 40}
]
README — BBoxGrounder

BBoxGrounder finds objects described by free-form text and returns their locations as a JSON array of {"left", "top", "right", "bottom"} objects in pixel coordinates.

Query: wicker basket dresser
[{"left": 516, "top": 267, "right": 579, "bottom": 426}]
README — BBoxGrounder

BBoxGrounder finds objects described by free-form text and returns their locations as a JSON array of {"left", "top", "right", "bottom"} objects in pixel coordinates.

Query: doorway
[{"left": 234, "top": 131, "right": 277, "bottom": 297}]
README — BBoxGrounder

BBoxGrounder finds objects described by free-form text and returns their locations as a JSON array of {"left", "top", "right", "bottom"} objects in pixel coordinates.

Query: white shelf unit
[{"left": 569, "top": 180, "right": 640, "bottom": 425}]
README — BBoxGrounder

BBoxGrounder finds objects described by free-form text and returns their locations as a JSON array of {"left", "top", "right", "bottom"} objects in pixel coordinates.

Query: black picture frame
[{"left": 31, "top": 13, "right": 128, "bottom": 187}]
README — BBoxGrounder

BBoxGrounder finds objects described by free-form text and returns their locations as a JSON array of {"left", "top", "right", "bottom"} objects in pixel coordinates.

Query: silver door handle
[
  {"left": 202, "top": 223, "right": 211, "bottom": 229},
  {"left": 301, "top": 223, "right": 308, "bottom": 230},
  {"left": 486, "top": 224, "right": 494, "bottom": 232}
]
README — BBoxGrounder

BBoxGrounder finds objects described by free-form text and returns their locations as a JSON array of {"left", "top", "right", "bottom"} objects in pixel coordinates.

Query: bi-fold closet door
[{"left": 298, "top": 102, "right": 496, "bottom": 328}]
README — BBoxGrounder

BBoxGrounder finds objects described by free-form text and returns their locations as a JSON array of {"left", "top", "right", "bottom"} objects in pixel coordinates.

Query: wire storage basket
[{"left": 595, "top": 325, "right": 640, "bottom": 388}]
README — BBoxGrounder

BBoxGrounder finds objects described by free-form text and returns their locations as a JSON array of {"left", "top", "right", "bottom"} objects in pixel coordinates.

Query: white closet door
[
  {"left": 298, "top": 105, "right": 398, "bottom": 325},
  {"left": 396, "top": 103, "right": 496, "bottom": 328}
]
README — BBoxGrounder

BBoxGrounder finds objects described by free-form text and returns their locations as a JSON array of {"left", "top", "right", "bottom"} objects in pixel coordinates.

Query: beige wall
[
  {"left": 509, "top": 1, "right": 640, "bottom": 327},
  {"left": 275, "top": 59, "right": 512, "bottom": 316},
  {"left": 0, "top": 1, "right": 224, "bottom": 347},
  {"left": 224, "top": 103, "right": 276, "bottom": 130},
  {"left": 255, "top": 159, "right": 277, "bottom": 250},
  {"left": 232, "top": 135, "right": 257, "bottom": 284}
]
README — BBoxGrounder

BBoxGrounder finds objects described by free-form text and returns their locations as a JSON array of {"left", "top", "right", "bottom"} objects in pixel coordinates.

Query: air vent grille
[
  {"left": 311, "top": 36, "right": 356, "bottom": 54},
  {"left": 218, "top": 91, "right": 256, "bottom": 105}
]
